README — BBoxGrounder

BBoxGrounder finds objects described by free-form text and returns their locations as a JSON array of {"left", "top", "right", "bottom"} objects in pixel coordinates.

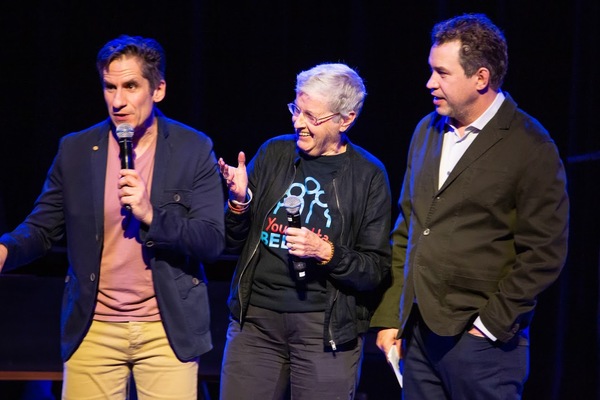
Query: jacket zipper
[
  {"left": 328, "top": 289, "right": 340, "bottom": 351},
  {"left": 327, "top": 177, "right": 345, "bottom": 351},
  {"left": 236, "top": 240, "right": 260, "bottom": 323}
]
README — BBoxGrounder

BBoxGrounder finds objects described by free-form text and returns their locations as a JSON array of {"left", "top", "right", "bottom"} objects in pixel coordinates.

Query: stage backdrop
[{"left": 0, "top": 1, "right": 598, "bottom": 399}]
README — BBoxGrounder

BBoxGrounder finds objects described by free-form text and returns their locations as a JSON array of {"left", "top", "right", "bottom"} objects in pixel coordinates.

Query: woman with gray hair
[{"left": 217, "top": 62, "right": 392, "bottom": 399}]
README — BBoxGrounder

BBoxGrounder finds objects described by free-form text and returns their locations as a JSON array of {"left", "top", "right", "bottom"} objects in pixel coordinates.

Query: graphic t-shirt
[{"left": 250, "top": 152, "right": 347, "bottom": 312}]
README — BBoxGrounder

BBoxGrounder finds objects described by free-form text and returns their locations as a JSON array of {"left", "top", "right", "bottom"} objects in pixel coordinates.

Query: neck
[
  {"left": 451, "top": 90, "right": 498, "bottom": 136},
  {"left": 133, "top": 119, "right": 159, "bottom": 157},
  {"left": 323, "top": 139, "right": 348, "bottom": 156}
]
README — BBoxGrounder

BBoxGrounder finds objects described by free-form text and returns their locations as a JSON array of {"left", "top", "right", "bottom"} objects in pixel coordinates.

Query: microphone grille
[
  {"left": 116, "top": 123, "right": 134, "bottom": 139},
  {"left": 283, "top": 195, "right": 302, "bottom": 214}
]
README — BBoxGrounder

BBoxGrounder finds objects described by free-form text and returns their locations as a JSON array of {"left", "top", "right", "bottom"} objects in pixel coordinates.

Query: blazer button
[
  {"left": 173, "top": 193, "right": 181, "bottom": 202},
  {"left": 192, "top": 277, "right": 200, "bottom": 286},
  {"left": 146, "top": 241, "right": 155, "bottom": 247},
  {"left": 89, "top": 273, "right": 96, "bottom": 281},
  {"left": 423, "top": 228, "right": 431, "bottom": 235}
]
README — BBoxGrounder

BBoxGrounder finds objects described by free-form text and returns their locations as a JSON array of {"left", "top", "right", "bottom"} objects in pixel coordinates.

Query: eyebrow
[
  {"left": 431, "top": 65, "right": 450, "bottom": 74},
  {"left": 295, "top": 104, "right": 317, "bottom": 116},
  {"left": 103, "top": 78, "right": 139, "bottom": 88}
]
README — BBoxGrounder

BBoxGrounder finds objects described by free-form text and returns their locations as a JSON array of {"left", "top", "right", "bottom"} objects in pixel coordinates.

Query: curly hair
[{"left": 432, "top": 13, "right": 508, "bottom": 90}]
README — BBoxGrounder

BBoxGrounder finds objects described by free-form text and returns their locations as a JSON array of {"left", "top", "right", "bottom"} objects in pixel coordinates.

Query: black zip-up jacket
[{"left": 224, "top": 134, "right": 392, "bottom": 349}]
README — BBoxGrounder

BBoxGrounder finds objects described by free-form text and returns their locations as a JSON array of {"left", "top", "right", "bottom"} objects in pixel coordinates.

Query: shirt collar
[
  {"left": 444, "top": 90, "right": 506, "bottom": 135},
  {"left": 469, "top": 90, "right": 505, "bottom": 131}
]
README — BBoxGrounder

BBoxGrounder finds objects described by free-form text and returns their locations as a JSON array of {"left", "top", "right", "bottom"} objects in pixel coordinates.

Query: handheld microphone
[
  {"left": 283, "top": 195, "right": 307, "bottom": 281},
  {"left": 116, "top": 124, "right": 134, "bottom": 211},
  {"left": 116, "top": 123, "right": 135, "bottom": 169}
]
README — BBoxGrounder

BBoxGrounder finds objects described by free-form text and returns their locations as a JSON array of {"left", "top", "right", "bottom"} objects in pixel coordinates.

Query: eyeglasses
[{"left": 287, "top": 103, "right": 340, "bottom": 126}]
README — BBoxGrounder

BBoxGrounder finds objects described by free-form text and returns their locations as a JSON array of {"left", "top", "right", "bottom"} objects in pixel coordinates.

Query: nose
[
  {"left": 292, "top": 113, "right": 306, "bottom": 129},
  {"left": 112, "top": 88, "right": 127, "bottom": 109},
  {"left": 426, "top": 73, "right": 438, "bottom": 90}
]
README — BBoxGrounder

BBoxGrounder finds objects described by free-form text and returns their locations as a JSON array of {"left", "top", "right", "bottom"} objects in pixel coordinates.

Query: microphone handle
[
  {"left": 119, "top": 139, "right": 134, "bottom": 169},
  {"left": 119, "top": 139, "right": 134, "bottom": 210},
  {"left": 293, "top": 259, "right": 307, "bottom": 280},
  {"left": 287, "top": 212, "right": 307, "bottom": 280}
]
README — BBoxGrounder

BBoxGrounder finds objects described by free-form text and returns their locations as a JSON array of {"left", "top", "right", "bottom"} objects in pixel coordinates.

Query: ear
[
  {"left": 475, "top": 67, "right": 490, "bottom": 90},
  {"left": 153, "top": 80, "right": 167, "bottom": 103},
  {"left": 339, "top": 111, "right": 357, "bottom": 133}
]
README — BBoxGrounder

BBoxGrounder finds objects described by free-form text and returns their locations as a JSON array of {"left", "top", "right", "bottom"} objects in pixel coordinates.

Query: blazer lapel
[
  {"left": 90, "top": 120, "right": 110, "bottom": 239},
  {"left": 149, "top": 115, "right": 170, "bottom": 205},
  {"left": 421, "top": 116, "right": 446, "bottom": 196},
  {"left": 437, "top": 94, "right": 517, "bottom": 193},
  {"left": 438, "top": 128, "right": 503, "bottom": 193}
]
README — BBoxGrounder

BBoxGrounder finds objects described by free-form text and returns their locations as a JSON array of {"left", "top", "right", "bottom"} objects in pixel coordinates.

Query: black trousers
[
  {"left": 220, "top": 305, "right": 363, "bottom": 400},
  {"left": 402, "top": 308, "right": 529, "bottom": 400}
]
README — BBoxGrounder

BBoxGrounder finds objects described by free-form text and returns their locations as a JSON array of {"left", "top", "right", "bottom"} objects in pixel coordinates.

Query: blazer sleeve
[
  {"left": 142, "top": 132, "right": 225, "bottom": 263},
  {"left": 0, "top": 138, "right": 67, "bottom": 270},
  {"left": 370, "top": 166, "right": 410, "bottom": 330},
  {"left": 480, "top": 140, "right": 569, "bottom": 342}
]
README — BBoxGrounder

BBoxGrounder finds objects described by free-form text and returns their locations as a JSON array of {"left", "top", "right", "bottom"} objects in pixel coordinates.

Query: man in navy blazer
[
  {"left": 0, "top": 35, "right": 225, "bottom": 399},
  {"left": 371, "top": 14, "right": 569, "bottom": 399}
]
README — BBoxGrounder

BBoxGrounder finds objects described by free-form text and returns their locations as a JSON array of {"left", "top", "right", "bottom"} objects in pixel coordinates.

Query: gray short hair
[{"left": 295, "top": 63, "right": 366, "bottom": 118}]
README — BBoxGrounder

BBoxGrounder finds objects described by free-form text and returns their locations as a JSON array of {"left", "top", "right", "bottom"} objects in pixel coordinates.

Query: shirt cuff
[{"left": 473, "top": 316, "right": 497, "bottom": 341}]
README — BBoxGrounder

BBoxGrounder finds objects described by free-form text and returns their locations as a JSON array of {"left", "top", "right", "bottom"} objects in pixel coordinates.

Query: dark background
[{"left": 0, "top": 1, "right": 598, "bottom": 399}]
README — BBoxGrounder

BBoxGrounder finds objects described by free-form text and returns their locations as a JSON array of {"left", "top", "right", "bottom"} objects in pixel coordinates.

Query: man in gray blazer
[
  {"left": 0, "top": 35, "right": 225, "bottom": 399},
  {"left": 371, "top": 14, "right": 569, "bottom": 399}
]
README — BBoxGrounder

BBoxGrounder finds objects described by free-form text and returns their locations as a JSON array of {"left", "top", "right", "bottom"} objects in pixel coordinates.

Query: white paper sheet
[{"left": 387, "top": 346, "right": 403, "bottom": 388}]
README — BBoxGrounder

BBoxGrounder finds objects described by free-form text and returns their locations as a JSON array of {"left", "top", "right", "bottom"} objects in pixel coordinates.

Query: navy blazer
[
  {"left": 372, "top": 94, "right": 569, "bottom": 343},
  {"left": 0, "top": 113, "right": 225, "bottom": 361}
]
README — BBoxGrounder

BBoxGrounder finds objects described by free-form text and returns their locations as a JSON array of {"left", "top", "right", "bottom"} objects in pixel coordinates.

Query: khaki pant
[{"left": 63, "top": 320, "right": 198, "bottom": 400}]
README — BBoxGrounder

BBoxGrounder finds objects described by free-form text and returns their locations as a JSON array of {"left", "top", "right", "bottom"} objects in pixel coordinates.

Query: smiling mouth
[{"left": 297, "top": 131, "right": 311, "bottom": 138}]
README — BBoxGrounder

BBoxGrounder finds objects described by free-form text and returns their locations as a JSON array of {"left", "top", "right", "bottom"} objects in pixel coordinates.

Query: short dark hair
[
  {"left": 96, "top": 35, "right": 166, "bottom": 90},
  {"left": 432, "top": 13, "right": 508, "bottom": 90}
]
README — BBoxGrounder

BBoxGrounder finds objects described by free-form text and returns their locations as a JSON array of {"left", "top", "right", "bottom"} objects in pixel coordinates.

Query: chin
[
  {"left": 298, "top": 147, "right": 315, "bottom": 157},
  {"left": 435, "top": 106, "right": 451, "bottom": 117}
]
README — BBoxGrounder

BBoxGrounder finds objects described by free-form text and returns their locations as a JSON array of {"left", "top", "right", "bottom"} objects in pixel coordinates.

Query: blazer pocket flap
[{"left": 158, "top": 189, "right": 192, "bottom": 208}]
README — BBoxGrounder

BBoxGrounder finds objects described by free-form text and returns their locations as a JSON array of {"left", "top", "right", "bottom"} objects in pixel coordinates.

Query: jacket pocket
[
  {"left": 158, "top": 189, "right": 192, "bottom": 215},
  {"left": 174, "top": 274, "right": 210, "bottom": 334},
  {"left": 447, "top": 272, "right": 499, "bottom": 293}
]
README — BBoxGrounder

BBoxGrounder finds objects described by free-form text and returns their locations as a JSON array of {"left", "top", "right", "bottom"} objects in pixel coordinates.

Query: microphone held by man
[
  {"left": 116, "top": 123, "right": 135, "bottom": 170},
  {"left": 116, "top": 123, "right": 134, "bottom": 211}
]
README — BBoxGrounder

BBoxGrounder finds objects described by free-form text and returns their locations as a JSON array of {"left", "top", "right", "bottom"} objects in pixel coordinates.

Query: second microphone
[{"left": 283, "top": 195, "right": 307, "bottom": 281}]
